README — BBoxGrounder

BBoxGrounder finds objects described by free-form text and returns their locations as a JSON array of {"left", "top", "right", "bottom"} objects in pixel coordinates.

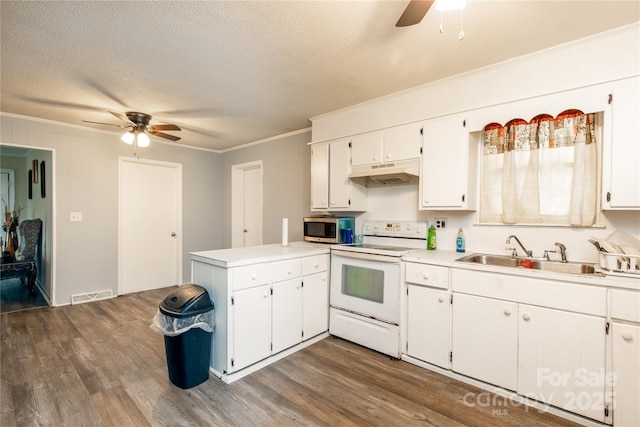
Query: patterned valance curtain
[{"left": 480, "top": 110, "right": 597, "bottom": 225}]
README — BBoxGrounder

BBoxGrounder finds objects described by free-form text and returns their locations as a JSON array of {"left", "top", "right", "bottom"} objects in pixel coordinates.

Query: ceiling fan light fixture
[
  {"left": 435, "top": 0, "right": 466, "bottom": 11},
  {"left": 121, "top": 131, "right": 135, "bottom": 145},
  {"left": 137, "top": 132, "right": 150, "bottom": 148}
]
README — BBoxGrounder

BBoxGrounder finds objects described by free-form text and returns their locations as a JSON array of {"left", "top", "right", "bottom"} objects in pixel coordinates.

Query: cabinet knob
[
  {"left": 296, "top": 284, "right": 301, "bottom": 289},
  {"left": 251, "top": 274, "right": 257, "bottom": 280},
  {"left": 437, "top": 296, "right": 445, "bottom": 303},
  {"left": 424, "top": 199, "right": 430, "bottom": 204},
  {"left": 314, "top": 263, "right": 319, "bottom": 268},
  {"left": 522, "top": 313, "right": 531, "bottom": 321},
  {"left": 263, "top": 291, "right": 269, "bottom": 298},
  {"left": 422, "top": 273, "right": 431, "bottom": 280},
  {"left": 503, "top": 308, "right": 512, "bottom": 316},
  {"left": 287, "top": 269, "right": 292, "bottom": 275},
  {"left": 622, "top": 333, "right": 633, "bottom": 342}
]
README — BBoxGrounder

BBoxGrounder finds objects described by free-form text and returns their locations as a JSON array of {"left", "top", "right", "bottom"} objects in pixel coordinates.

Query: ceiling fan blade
[
  {"left": 149, "top": 130, "right": 181, "bottom": 142},
  {"left": 109, "top": 110, "right": 135, "bottom": 125},
  {"left": 148, "top": 124, "right": 182, "bottom": 131},
  {"left": 81, "top": 120, "right": 130, "bottom": 129},
  {"left": 396, "top": 0, "right": 434, "bottom": 27}
]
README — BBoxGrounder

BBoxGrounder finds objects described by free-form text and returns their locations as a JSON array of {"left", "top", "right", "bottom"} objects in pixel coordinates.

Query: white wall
[
  {"left": 1, "top": 114, "right": 222, "bottom": 306},
  {"left": 220, "top": 130, "right": 312, "bottom": 247},
  {"left": 312, "top": 23, "right": 640, "bottom": 263}
]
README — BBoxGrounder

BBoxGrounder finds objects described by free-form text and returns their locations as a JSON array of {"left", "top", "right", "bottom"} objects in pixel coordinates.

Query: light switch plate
[{"left": 70, "top": 212, "right": 82, "bottom": 222}]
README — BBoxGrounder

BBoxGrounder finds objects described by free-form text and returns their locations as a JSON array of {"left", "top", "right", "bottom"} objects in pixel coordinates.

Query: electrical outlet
[
  {"left": 70, "top": 212, "right": 83, "bottom": 222},
  {"left": 435, "top": 218, "right": 447, "bottom": 229}
]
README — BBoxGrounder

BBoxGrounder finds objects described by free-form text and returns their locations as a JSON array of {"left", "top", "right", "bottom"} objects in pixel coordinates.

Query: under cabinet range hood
[{"left": 349, "top": 158, "right": 420, "bottom": 187}]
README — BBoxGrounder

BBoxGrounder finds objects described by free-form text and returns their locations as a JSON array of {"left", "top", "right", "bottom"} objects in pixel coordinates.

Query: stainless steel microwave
[{"left": 303, "top": 216, "right": 355, "bottom": 244}]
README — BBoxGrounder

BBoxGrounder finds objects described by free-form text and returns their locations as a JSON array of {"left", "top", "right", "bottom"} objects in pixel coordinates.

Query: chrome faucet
[
  {"left": 505, "top": 235, "right": 532, "bottom": 257},
  {"left": 555, "top": 242, "right": 567, "bottom": 263}
]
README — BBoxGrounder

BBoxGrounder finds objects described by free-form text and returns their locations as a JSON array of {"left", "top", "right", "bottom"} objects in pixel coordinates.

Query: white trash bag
[{"left": 150, "top": 308, "right": 215, "bottom": 337}]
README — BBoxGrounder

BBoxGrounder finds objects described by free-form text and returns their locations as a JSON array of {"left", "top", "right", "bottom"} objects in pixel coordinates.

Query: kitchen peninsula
[{"left": 190, "top": 242, "right": 330, "bottom": 383}]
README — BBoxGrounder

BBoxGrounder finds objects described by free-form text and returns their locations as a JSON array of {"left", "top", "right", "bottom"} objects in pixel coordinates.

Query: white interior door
[
  {"left": 119, "top": 158, "right": 182, "bottom": 294},
  {"left": 231, "top": 161, "right": 262, "bottom": 248}
]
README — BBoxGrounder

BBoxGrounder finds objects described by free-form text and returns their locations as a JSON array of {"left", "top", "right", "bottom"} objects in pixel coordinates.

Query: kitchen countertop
[
  {"left": 190, "top": 241, "right": 330, "bottom": 268},
  {"left": 403, "top": 250, "right": 640, "bottom": 291}
]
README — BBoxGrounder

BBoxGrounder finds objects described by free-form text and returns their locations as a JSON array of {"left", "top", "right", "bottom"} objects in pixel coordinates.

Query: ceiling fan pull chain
[
  {"left": 458, "top": 10, "right": 465, "bottom": 40},
  {"left": 439, "top": 11, "right": 444, "bottom": 33}
]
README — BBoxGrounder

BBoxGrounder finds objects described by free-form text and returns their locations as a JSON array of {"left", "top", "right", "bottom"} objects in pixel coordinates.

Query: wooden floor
[
  {"left": 0, "top": 278, "right": 48, "bottom": 314},
  {"left": 0, "top": 286, "right": 581, "bottom": 427}
]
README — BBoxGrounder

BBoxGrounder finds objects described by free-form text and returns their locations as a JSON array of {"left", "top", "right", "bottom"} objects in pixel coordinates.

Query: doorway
[
  {"left": 231, "top": 161, "right": 263, "bottom": 248},
  {"left": 118, "top": 157, "right": 182, "bottom": 294},
  {"left": 0, "top": 144, "right": 54, "bottom": 310}
]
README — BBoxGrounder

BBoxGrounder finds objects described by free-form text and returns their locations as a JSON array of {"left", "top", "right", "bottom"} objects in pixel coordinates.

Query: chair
[{"left": 0, "top": 219, "right": 42, "bottom": 296}]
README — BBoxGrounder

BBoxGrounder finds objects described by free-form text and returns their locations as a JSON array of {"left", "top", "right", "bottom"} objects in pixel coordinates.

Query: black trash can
[{"left": 157, "top": 284, "right": 214, "bottom": 389}]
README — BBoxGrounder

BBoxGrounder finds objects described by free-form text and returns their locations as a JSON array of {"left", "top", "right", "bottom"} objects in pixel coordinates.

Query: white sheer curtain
[{"left": 480, "top": 111, "right": 597, "bottom": 226}]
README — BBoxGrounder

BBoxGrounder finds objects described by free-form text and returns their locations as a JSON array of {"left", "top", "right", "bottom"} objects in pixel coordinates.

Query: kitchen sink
[{"left": 456, "top": 253, "right": 598, "bottom": 275}]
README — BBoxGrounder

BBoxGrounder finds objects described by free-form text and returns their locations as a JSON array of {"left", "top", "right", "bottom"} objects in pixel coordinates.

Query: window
[{"left": 479, "top": 110, "right": 599, "bottom": 226}]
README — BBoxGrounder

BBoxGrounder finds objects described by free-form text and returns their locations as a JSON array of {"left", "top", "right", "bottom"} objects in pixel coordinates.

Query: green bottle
[{"left": 427, "top": 223, "right": 437, "bottom": 250}]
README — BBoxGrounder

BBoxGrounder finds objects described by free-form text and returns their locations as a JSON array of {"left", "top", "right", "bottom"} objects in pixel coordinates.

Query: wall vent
[{"left": 71, "top": 290, "right": 114, "bottom": 305}]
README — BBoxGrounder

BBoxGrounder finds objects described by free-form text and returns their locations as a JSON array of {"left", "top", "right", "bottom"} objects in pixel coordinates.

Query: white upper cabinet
[
  {"left": 351, "top": 122, "right": 422, "bottom": 167},
  {"left": 310, "top": 139, "right": 367, "bottom": 212},
  {"left": 603, "top": 76, "right": 640, "bottom": 209},
  {"left": 420, "top": 114, "right": 478, "bottom": 210},
  {"left": 310, "top": 142, "right": 329, "bottom": 210},
  {"left": 351, "top": 131, "right": 383, "bottom": 166}
]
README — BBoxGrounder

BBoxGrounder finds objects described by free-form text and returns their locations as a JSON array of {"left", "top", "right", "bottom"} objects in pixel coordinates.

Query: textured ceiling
[{"left": 1, "top": 1, "right": 639, "bottom": 151}]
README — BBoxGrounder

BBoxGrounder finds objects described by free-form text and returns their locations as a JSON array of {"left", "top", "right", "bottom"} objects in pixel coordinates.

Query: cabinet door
[
  {"left": 232, "top": 284, "right": 271, "bottom": 371},
  {"left": 310, "top": 142, "right": 329, "bottom": 210},
  {"left": 420, "top": 115, "right": 468, "bottom": 209},
  {"left": 518, "top": 305, "right": 606, "bottom": 422},
  {"left": 451, "top": 293, "right": 518, "bottom": 390},
  {"left": 272, "top": 278, "right": 303, "bottom": 354},
  {"left": 328, "top": 138, "right": 352, "bottom": 209},
  {"left": 351, "top": 131, "right": 383, "bottom": 166},
  {"left": 406, "top": 285, "right": 450, "bottom": 368},
  {"left": 383, "top": 122, "right": 422, "bottom": 163},
  {"left": 607, "top": 77, "right": 640, "bottom": 209},
  {"left": 302, "top": 271, "right": 329, "bottom": 339},
  {"left": 612, "top": 322, "right": 640, "bottom": 427}
]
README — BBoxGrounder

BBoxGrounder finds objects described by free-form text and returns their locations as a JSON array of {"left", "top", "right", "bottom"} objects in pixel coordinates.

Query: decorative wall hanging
[
  {"left": 28, "top": 170, "right": 33, "bottom": 199},
  {"left": 40, "top": 161, "right": 46, "bottom": 198},
  {"left": 32, "top": 160, "right": 38, "bottom": 183}
]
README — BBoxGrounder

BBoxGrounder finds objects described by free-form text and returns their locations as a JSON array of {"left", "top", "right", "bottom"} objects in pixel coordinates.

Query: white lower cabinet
[
  {"left": 406, "top": 285, "right": 450, "bottom": 368},
  {"left": 517, "top": 305, "right": 606, "bottom": 422},
  {"left": 451, "top": 294, "right": 519, "bottom": 391},
  {"left": 611, "top": 323, "right": 640, "bottom": 427},
  {"left": 303, "top": 271, "right": 329, "bottom": 339},
  {"left": 191, "top": 252, "right": 330, "bottom": 383},
  {"left": 610, "top": 288, "right": 640, "bottom": 427},
  {"left": 232, "top": 284, "right": 272, "bottom": 371},
  {"left": 446, "top": 268, "right": 612, "bottom": 424},
  {"left": 272, "top": 278, "right": 303, "bottom": 354}
]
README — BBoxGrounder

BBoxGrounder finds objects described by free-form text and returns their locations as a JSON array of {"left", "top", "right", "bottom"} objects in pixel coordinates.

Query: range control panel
[{"left": 363, "top": 220, "right": 428, "bottom": 239}]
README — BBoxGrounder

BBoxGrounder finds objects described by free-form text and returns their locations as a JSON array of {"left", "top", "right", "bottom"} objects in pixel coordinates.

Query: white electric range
[{"left": 329, "top": 220, "right": 427, "bottom": 357}]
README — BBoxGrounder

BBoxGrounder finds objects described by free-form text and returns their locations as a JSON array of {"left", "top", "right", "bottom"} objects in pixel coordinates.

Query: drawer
[
  {"left": 451, "top": 269, "right": 606, "bottom": 316},
  {"left": 232, "top": 263, "right": 271, "bottom": 291},
  {"left": 272, "top": 258, "right": 302, "bottom": 283},
  {"left": 302, "top": 254, "right": 328, "bottom": 276},
  {"left": 405, "top": 262, "right": 449, "bottom": 289},
  {"left": 611, "top": 289, "right": 640, "bottom": 323}
]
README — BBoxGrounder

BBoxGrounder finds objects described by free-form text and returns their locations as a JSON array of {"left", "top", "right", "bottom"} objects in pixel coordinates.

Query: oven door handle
[{"left": 331, "top": 249, "right": 401, "bottom": 263}]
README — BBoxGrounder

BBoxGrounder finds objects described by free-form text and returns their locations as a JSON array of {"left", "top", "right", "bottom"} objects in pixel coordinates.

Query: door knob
[{"left": 170, "top": 232, "right": 176, "bottom": 237}]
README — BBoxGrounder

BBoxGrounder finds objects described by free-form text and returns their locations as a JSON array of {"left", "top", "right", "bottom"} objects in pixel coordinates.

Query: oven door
[{"left": 330, "top": 250, "right": 401, "bottom": 324}]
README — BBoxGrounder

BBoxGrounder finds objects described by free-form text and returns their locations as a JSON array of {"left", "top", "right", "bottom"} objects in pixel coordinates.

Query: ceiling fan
[
  {"left": 395, "top": 0, "right": 434, "bottom": 27},
  {"left": 83, "top": 111, "right": 182, "bottom": 143}
]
